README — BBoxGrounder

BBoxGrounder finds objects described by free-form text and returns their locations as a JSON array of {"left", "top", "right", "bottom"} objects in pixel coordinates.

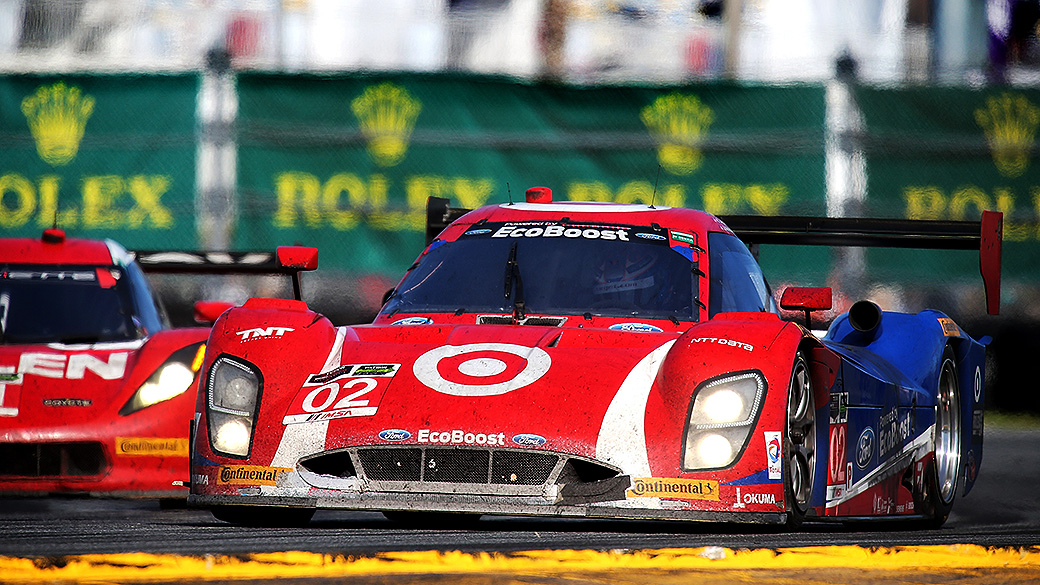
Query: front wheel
[
  {"left": 923, "top": 346, "right": 961, "bottom": 528},
  {"left": 784, "top": 352, "right": 816, "bottom": 529}
]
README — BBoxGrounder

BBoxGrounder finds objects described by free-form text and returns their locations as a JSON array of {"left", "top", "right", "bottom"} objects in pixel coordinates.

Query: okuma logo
[
  {"left": 640, "top": 92, "right": 714, "bottom": 176},
  {"left": 975, "top": 92, "right": 1040, "bottom": 178},
  {"left": 22, "top": 82, "right": 95, "bottom": 167},
  {"left": 351, "top": 83, "right": 421, "bottom": 167}
]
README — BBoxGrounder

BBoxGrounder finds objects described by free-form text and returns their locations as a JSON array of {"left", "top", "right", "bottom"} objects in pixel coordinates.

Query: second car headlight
[
  {"left": 683, "top": 371, "right": 765, "bottom": 471},
  {"left": 206, "top": 355, "right": 262, "bottom": 458},
  {"left": 120, "top": 343, "right": 206, "bottom": 415}
]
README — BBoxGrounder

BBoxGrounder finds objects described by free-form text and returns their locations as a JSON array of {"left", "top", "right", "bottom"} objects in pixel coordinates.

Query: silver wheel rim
[
  {"left": 787, "top": 358, "right": 815, "bottom": 512},
  {"left": 935, "top": 357, "right": 961, "bottom": 505}
]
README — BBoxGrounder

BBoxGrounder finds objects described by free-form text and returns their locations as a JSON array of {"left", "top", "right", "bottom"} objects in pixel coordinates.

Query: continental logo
[
  {"left": 217, "top": 465, "right": 292, "bottom": 486},
  {"left": 627, "top": 477, "right": 719, "bottom": 501},
  {"left": 938, "top": 317, "right": 961, "bottom": 337},
  {"left": 21, "top": 82, "right": 95, "bottom": 167},
  {"left": 351, "top": 82, "right": 421, "bottom": 167},
  {"left": 115, "top": 437, "right": 188, "bottom": 457},
  {"left": 975, "top": 92, "right": 1040, "bottom": 178},
  {"left": 640, "top": 92, "right": 714, "bottom": 176}
]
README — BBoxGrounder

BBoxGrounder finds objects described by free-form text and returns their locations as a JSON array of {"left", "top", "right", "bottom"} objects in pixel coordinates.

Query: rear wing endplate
[{"left": 425, "top": 197, "right": 1002, "bottom": 315}]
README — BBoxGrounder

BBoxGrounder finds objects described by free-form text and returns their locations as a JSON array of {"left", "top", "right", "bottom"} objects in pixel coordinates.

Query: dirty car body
[{"left": 188, "top": 189, "right": 1001, "bottom": 527}]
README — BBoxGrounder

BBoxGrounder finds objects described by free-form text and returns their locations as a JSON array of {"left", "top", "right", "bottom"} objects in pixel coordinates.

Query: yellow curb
[{"left": 1, "top": 545, "right": 1038, "bottom": 582}]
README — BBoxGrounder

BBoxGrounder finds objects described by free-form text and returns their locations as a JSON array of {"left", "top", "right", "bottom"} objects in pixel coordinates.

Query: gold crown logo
[
  {"left": 641, "top": 93, "right": 714, "bottom": 175},
  {"left": 975, "top": 92, "right": 1039, "bottom": 178},
  {"left": 21, "top": 82, "right": 95, "bottom": 167},
  {"left": 351, "top": 83, "right": 422, "bottom": 167}
]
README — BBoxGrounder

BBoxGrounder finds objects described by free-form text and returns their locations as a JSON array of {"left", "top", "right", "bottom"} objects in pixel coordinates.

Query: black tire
[
  {"left": 211, "top": 505, "right": 316, "bottom": 527},
  {"left": 784, "top": 352, "right": 816, "bottom": 529},
  {"left": 923, "top": 346, "right": 961, "bottom": 528}
]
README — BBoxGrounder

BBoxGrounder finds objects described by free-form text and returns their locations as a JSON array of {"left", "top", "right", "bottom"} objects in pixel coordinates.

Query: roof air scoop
[{"left": 526, "top": 186, "right": 552, "bottom": 203}]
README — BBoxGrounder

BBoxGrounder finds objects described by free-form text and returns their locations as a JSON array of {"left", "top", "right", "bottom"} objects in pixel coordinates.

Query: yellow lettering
[
  {"left": 0, "top": 174, "right": 35, "bottom": 228},
  {"left": 36, "top": 175, "right": 77, "bottom": 227},
  {"left": 82, "top": 175, "right": 124, "bottom": 228},
  {"left": 452, "top": 177, "right": 494, "bottom": 210},
  {"left": 745, "top": 183, "right": 788, "bottom": 215},
  {"left": 701, "top": 183, "right": 743, "bottom": 215},
  {"left": 273, "top": 172, "right": 320, "bottom": 228},
  {"left": 127, "top": 175, "right": 173, "bottom": 228},
  {"left": 995, "top": 189, "right": 1028, "bottom": 242},
  {"left": 567, "top": 182, "right": 613, "bottom": 202},
  {"left": 904, "top": 186, "right": 946, "bottom": 220},
  {"left": 949, "top": 186, "right": 991, "bottom": 220},
  {"left": 322, "top": 173, "right": 364, "bottom": 230}
]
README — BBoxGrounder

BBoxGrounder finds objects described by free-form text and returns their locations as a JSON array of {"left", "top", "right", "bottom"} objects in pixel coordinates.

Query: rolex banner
[
  {"left": 0, "top": 74, "right": 198, "bottom": 249},
  {"left": 235, "top": 73, "right": 828, "bottom": 278},
  {"left": 852, "top": 86, "right": 1040, "bottom": 284}
]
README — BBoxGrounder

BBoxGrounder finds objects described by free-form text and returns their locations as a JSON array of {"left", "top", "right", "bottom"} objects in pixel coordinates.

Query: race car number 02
[{"left": 302, "top": 378, "right": 376, "bottom": 413}]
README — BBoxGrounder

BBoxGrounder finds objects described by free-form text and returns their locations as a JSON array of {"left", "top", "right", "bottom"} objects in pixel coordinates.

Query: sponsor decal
[
  {"left": 492, "top": 225, "right": 630, "bottom": 241},
  {"left": 937, "top": 317, "right": 961, "bottom": 337},
  {"left": 418, "top": 429, "right": 507, "bottom": 446},
  {"left": 627, "top": 477, "right": 720, "bottom": 501},
  {"left": 972, "top": 409, "right": 985, "bottom": 439},
  {"left": 217, "top": 465, "right": 292, "bottom": 486},
  {"left": 116, "top": 437, "right": 189, "bottom": 457},
  {"left": 42, "top": 398, "right": 92, "bottom": 407},
  {"left": 282, "top": 364, "right": 400, "bottom": 424},
  {"left": 635, "top": 232, "right": 666, "bottom": 241},
  {"left": 828, "top": 423, "right": 847, "bottom": 486},
  {"left": 609, "top": 322, "right": 663, "bottom": 333},
  {"left": 192, "top": 473, "right": 209, "bottom": 486},
  {"left": 670, "top": 230, "right": 696, "bottom": 245},
  {"left": 511, "top": 433, "right": 547, "bottom": 447},
  {"left": 236, "top": 326, "right": 294, "bottom": 341},
  {"left": 392, "top": 317, "right": 433, "bottom": 326},
  {"left": 0, "top": 368, "right": 24, "bottom": 417},
  {"left": 829, "top": 392, "right": 848, "bottom": 424},
  {"left": 877, "top": 408, "right": 912, "bottom": 458},
  {"left": 464, "top": 228, "right": 492, "bottom": 236},
  {"left": 966, "top": 450, "right": 978, "bottom": 483},
  {"left": 688, "top": 337, "right": 753, "bottom": 352},
  {"left": 856, "top": 427, "right": 875, "bottom": 469},
  {"left": 378, "top": 429, "right": 412, "bottom": 442},
  {"left": 732, "top": 486, "right": 778, "bottom": 508},
  {"left": 14, "top": 351, "right": 128, "bottom": 380},
  {"left": 765, "top": 431, "right": 782, "bottom": 480},
  {"left": 413, "top": 343, "right": 551, "bottom": 397}
]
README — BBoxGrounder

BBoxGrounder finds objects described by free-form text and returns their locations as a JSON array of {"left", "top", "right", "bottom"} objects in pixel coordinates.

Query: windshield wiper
[{"left": 504, "top": 242, "right": 526, "bottom": 323}]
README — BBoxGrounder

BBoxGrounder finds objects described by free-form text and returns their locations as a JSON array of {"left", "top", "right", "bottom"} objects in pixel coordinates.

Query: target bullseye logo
[{"left": 413, "top": 343, "right": 551, "bottom": 396}]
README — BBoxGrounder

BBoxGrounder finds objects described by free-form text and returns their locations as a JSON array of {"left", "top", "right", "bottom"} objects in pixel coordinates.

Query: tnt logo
[{"left": 236, "top": 327, "right": 294, "bottom": 342}]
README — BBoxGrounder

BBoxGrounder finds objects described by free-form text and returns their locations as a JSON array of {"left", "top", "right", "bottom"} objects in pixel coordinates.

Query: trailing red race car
[
  {"left": 188, "top": 187, "right": 1001, "bottom": 528},
  {"left": 0, "top": 228, "right": 311, "bottom": 497}
]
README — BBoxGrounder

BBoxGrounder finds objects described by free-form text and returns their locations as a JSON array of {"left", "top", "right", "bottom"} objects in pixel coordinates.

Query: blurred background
[{"left": 2, "top": 0, "right": 1039, "bottom": 414}]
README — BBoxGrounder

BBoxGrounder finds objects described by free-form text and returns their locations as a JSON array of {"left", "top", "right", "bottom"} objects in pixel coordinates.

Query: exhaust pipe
[{"left": 847, "top": 300, "right": 882, "bottom": 340}]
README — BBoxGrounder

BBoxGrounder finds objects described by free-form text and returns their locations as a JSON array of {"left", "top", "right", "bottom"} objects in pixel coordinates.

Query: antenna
[
  {"left": 650, "top": 165, "right": 661, "bottom": 209},
  {"left": 507, "top": 182, "right": 513, "bottom": 205},
  {"left": 52, "top": 210, "right": 58, "bottom": 229}
]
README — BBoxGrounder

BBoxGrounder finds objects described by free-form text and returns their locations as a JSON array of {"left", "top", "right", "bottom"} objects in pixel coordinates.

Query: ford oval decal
[
  {"left": 379, "top": 429, "right": 411, "bottom": 442},
  {"left": 856, "top": 427, "right": 874, "bottom": 469},
  {"left": 609, "top": 322, "right": 663, "bottom": 333},
  {"left": 635, "top": 232, "right": 666, "bottom": 241},
  {"left": 392, "top": 317, "right": 433, "bottom": 326},
  {"left": 512, "top": 433, "right": 547, "bottom": 447},
  {"left": 464, "top": 229, "right": 492, "bottom": 236}
]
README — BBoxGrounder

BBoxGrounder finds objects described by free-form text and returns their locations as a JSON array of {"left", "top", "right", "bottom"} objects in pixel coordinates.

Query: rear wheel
[
  {"left": 784, "top": 352, "right": 816, "bottom": 528},
  {"left": 924, "top": 346, "right": 961, "bottom": 528},
  {"left": 211, "top": 505, "right": 316, "bottom": 527}
]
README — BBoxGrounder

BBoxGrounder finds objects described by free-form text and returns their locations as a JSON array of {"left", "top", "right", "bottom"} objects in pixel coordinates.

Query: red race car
[
  {"left": 189, "top": 187, "right": 1001, "bottom": 528},
  {"left": 0, "top": 228, "right": 308, "bottom": 498}
]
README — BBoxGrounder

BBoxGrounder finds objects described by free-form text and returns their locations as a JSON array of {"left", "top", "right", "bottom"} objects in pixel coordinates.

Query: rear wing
[
  {"left": 130, "top": 246, "right": 319, "bottom": 301},
  {"left": 425, "top": 197, "right": 1002, "bottom": 315}
]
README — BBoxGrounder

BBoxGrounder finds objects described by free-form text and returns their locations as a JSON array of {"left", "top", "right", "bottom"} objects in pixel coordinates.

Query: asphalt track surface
[{"left": 1, "top": 427, "right": 1038, "bottom": 583}]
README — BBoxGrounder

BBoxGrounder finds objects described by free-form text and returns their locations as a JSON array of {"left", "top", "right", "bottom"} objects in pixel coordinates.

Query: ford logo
[
  {"left": 856, "top": 427, "right": 874, "bottom": 469},
  {"left": 635, "top": 232, "right": 666, "bottom": 241},
  {"left": 379, "top": 429, "right": 411, "bottom": 442},
  {"left": 609, "top": 322, "right": 663, "bottom": 333},
  {"left": 392, "top": 317, "right": 433, "bottom": 326},
  {"left": 512, "top": 433, "right": 547, "bottom": 447},
  {"left": 464, "top": 229, "right": 492, "bottom": 236}
]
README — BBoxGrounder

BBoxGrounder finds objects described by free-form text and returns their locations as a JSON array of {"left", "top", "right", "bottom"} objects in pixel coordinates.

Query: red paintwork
[{"left": 0, "top": 232, "right": 208, "bottom": 497}]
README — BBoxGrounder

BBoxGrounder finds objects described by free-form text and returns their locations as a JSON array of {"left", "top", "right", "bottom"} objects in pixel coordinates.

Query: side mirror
[
  {"left": 194, "top": 300, "right": 235, "bottom": 324},
  {"left": 780, "top": 287, "right": 832, "bottom": 328}
]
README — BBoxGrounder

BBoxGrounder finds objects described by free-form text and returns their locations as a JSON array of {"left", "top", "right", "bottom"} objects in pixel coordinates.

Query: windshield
[
  {"left": 381, "top": 221, "right": 699, "bottom": 322},
  {"left": 0, "top": 265, "right": 138, "bottom": 344}
]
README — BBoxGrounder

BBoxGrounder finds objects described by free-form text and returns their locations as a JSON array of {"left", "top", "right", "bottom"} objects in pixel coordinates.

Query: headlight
[
  {"left": 120, "top": 343, "right": 206, "bottom": 415},
  {"left": 206, "top": 355, "right": 262, "bottom": 458},
  {"left": 683, "top": 371, "right": 765, "bottom": 470}
]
